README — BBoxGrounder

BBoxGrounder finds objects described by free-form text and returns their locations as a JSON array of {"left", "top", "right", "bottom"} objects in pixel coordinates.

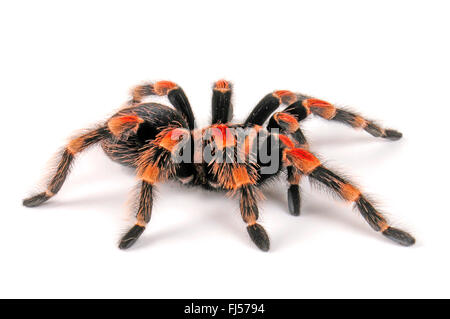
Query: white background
[{"left": 1, "top": 0, "right": 449, "bottom": 298}]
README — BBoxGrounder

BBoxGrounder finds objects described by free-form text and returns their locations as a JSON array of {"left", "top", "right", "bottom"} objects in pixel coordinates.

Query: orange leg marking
[
  {"left": 67, "top": 136, "right": 85, "bottom": 154},
  {"left": 232, "top": 166, "right": 253, "bottom": 188},
  {"left": 303, "top": 98, "right": 337, "bottom": 119},
  {"left": 273, "top": 90, "right": 297, "bottom": 105},
  {"left": 154, "top": 81, "right": 178, "bottom": 96},
  {"left": 340, "top": 183, "right": 361, "bottom": 202},
  {"left": 274, "top": 112, "right": 300, "bottom": 132},
  {"left": 158, "top": 128, "right": 188, "bottom": 151},
  {"left": 140, "top": 163, "right": 160, "bottom": 184},
  {"left": 108, "top": 115, "right": 144, "bottom": 138},
  {"left": 285, "top": 148, "right": 321, "bottom": 174},
  {"left": 279, "top": 134, "right": 295, "bottom": 149},
  {"left": 210, "top": 124, "right": 236, "bottom": 150},
  {"left": 214, "top": 79, "right": 231, "bottom": 92},
  {"left": 353, "top": 115, "right": 368, "bottom": 128}
]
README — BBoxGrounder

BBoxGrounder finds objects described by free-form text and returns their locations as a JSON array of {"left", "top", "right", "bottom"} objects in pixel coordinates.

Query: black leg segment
[
  {"left": 288, "top": 185, "right": 301, "bottom": 216},
  {"left": 119, "top": 181, "right": 154, "bottom": 249},
  {"left": 119, "top": 225, "right": 146, "bottom": 249},
  {"left": 167, "top": 87, "right": 196, "bottom": 130},
  {"left": 239, "top": 185, "right": 270, "bottom": 251},
  {"left": 382, "top": 227, "right": 415, "bottom": 246},
  {"left": 244, "top": 90, "right": 297, "bottom": 126},
  {"left": 23, "top": 127, "right": 107, "bottom": 207},
  {"left": 287, "top": 166, "right": 302, "bottom": 216},
  {"left": 211, "top": 80, "right": 233, "bottom": 124},
  {"left": 130, "top": 81, "right": 196, "bottom": 129},
  {"left": 247, "top": 224, "right": 270, "bottom": 252}
]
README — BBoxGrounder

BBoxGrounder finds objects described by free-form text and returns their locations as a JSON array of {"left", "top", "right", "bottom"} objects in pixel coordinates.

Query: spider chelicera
[{"left": 23, "top": 80, "right": 415, "bottom": 251}]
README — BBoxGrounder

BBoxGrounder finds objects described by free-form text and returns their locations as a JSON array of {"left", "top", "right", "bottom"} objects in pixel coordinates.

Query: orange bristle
[
  {"left": 279, "top": 134, "right": 295, "bottom": 149},
  {"left": 158, "top": 128, "right": 187, "bottom": 151},
  {"left": 211, "top": 124, "right": 236, "bottom": 149},
  {"left": 274, "top": 90, "right": 297, "bottom": 104},
  {"left": 154, "top": 81, "right": 177, "bottom": 95},
  {"left": 274, "top": 112, "right": 299, "bottom": 132},
  {"left": 303, "top": 98, "right": 333, "bottom": 108},
  {"left": 285, "top": 148, "right": 321, "bottom": 174},
  {"left": 107, "top": 115, "right": 143, "bottom": 137},
  {"left": 215, "top": 79, "right": 230, "bottom": 90}
]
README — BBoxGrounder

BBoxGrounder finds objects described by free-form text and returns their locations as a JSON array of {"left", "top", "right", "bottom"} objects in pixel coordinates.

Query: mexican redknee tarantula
[{"left": 23, "top": 80, "right": 415, "bottom": 251}]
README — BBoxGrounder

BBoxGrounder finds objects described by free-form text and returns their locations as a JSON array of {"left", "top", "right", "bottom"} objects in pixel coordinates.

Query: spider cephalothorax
[{"left": 23, "top": 80, "right": 415, "bottom": 251}]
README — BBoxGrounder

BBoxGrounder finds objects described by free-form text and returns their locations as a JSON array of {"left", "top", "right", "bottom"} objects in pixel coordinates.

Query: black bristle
[
  {"left": 247, "top": 224, "right": 270, "bottom": 252},
  {"left": 168, "top": 88, "right": 196, "bottom": 129},
  {"left": 382, "top": 227, "right": 415, "bottom": 246},
  {"left": 245, "top": 94, "right": 281, "bottom": 126},
  {"left": 284, "top": 100, "right": 308, "bottom": 121},
  {"left": 364, "top": 122, "right": 383, "bottom": 137},
  {"left": 383, "top": 129, "right": 403, "bottom": 141},
  {"left": 23, "top": 192, "right": 51, "bottom": 207},
  {"left": 355, "top": 195, "right": 385, "bottom": 231},
  {"left": 212, "top": 89, "right": 233, "bottom": 124},
  {"left": 309, "top": 165, "right": 348, "bottom": 196},
  {"left": 288, "top": 185, "right": 301, "bottom": 216},
  {"left": 119, "top": 225, "right": 146, "bottom": 250},
  {"left": 332, "top": 108, "right": 357, "bottom": 126}
]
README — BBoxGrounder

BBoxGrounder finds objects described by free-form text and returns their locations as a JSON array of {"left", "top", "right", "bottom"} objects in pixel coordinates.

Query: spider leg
[
  {"left": 244, "top": 90, "right": 297, "bottom": 126},
  {"left": 282, "top": 146, "right": 415, "bottom": 246},
  {"left": 287, "top": 166, "right": 302, "bottom": 216},
  {"left": 119, "top": 181, "right": 153, "bottom": 249},
  {"left": 240, "top": 185, "right": 270, "bottom": 251},
  {"left": 211, "top": 79, "right": 233, "bottom": 124},
  {"left": 247, "top": 88, "right": 402, "bottom": 140},
  {"left": 119, "top": 123, "right": 189, "bottom": 249},
  {"left": 130, "top": 80, "right": 196, "bottom": 129},
  {"left": 300, "top": 96, "right": 402, "bottom": 140},
  {"left": 268, "top": 110, "right": 309, "bottom": 216},
  {"left": 23, "top": 126, "right": 109, "bottom": 207}
]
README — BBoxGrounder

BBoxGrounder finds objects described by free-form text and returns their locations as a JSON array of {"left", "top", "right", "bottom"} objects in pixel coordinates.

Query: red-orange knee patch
[
  {"left": 303, "top": 98, "right": 336, "bottom": 119},
  {"left": 340, "top": 183, "right": 361, "bottom": 202},
  {"left": 210, "top": 124, "right": 236, "bottom": 150},
  {"left": 285, "top": 148, "right": 321, "bottom": 174},
  {"left": 154, "top": 81, "right": 178, "bottom": 96},
  {"left": 274, "top": 112, "right": 300, "bottom": 132},
  {"left": 232, "top": 166, "right": 253, "bottom": 188},
  {"left": 158, "top": 128, "right": 188, "bottom": 151},
  {"left": 108, "top": 115, "right": 143, "bottom": 137},
  {"left": 273, "top": 90, "right": 297, "bottom": 105},
  {"left": 140, "top": 163, "right": 160, "bottom": 184},
  {"left": 279, "top": 134, "right": 295, "bottom": 149},
  {"left": 214, "top": 79, "right": 230, "bottom": 92}
]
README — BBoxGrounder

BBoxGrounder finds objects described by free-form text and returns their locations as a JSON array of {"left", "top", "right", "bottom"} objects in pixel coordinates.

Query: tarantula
[{"left": 23, "top": 80, "right": 415, "bottom": 251}]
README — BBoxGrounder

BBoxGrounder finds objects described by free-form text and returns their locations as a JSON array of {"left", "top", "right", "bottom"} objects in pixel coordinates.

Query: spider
[{"left": 23, "top": 79, "right": 415, "bottom": 251}]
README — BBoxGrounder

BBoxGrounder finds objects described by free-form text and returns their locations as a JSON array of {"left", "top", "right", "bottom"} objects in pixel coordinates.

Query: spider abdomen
[{"left": 101, "top": 103, "right": 188, "bottom": 167}]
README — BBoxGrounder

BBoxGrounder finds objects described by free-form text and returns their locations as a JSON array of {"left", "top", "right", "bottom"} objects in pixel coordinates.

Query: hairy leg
[
  {"left": 248, "top": 88, "right": 402, "bottom": 140},
  {"left": 211, "top": 79, "right": 233, "bottom": 124},
  {"left": 130, "top": 80, "right": 196, "bottom": 129},
  {"left": 268, "top": 111, "right": 309, "bottom": 216},
  {"left": 244, "top": 90, "right": 297, "bottom": 126},
  {"left": 240, "top": 185, "right": 270, "bottom": 251},
  {"left": 302, "top": 97, "right": 402, "bottom": 140},
  {"left": 287, "top": 166, "right": 302, "bottom": 216},
  {"left": 23, "top": 126, "right": 108, "bottom": 207},
  {"left": 119, "top": 181, "right": 153, "bottom": 249},
  {"left": 283, "top": 147, "right": 414, "bottom": 246}
]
